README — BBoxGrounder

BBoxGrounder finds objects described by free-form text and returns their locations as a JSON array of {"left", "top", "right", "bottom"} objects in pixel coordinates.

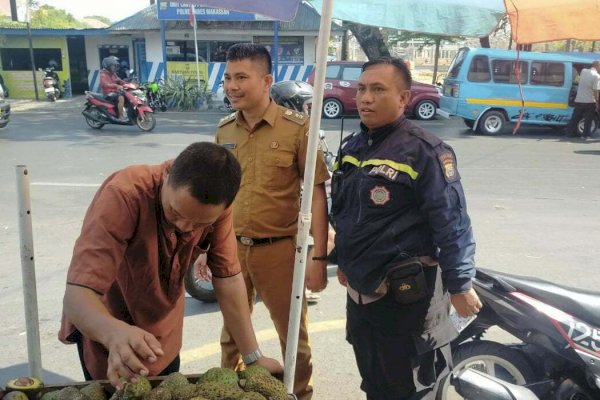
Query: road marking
[
  {"left": 180, "top": 319, "right": 346, "bottom": 364},
  {"left": 31, "top": 182, "right": 100, "bottom": 187}
]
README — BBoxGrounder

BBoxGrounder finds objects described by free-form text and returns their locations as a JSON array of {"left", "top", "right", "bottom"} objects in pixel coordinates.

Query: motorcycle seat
[
  {"left": 480, "top": 269, "right": 600, "bottom": 327},
  {"left": 86, "top": 92, "right": 110, "bottom": 102}
]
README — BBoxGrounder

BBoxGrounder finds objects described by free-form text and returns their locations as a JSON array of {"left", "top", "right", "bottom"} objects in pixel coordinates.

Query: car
[
  {"left": 0, "top": 82, "right": 10, "bottom": 129},
  {"left": 307, "top": 61, "right": 440, "bottom": 120}
]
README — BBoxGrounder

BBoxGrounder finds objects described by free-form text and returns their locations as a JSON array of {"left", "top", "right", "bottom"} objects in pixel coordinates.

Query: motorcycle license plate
[{"left": 450, "top": 305, "right": 477, "bottom": 332}]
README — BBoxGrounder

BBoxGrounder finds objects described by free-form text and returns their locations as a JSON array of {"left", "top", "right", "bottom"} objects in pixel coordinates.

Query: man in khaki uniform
[{"left": 215, "top": 43, "right": 330, "bottom": 400}]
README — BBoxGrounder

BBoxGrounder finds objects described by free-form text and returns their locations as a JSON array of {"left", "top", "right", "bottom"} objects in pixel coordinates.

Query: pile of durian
[{"left": 1, "top": 366, "right": 289, "bottom": 400}]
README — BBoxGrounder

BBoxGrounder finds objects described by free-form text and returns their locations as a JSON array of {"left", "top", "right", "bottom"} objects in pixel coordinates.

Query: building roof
[
  {"left": 109, "top": 2, "right": 343, "bottom": 33},
  {"left": 0, "top": 27, "right": 107, "bottom": 36}
]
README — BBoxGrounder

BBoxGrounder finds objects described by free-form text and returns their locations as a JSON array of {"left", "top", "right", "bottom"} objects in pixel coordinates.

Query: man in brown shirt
[
  {"left": 215, "top": 44, "right": 330, "bottom": 400},
  {"left": 59, "top": 142, "right": 281, "bottom": 389}
]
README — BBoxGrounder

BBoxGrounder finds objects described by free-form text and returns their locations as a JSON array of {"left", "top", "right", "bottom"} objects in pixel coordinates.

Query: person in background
[
  {"left": 59, "top": 142, "right": 282, "bottom": 389},
  {"left": 330, "top": 57, "right": 481, "bottom": 399},
  {"left": 565, "top": 60, "right": 600, "bottom": 138},
  {"left": 216, "top": 43, "right": 330, "bottom": 400},
  {"left": 99, "top": 56, "right": 127, "bottom": 122}
]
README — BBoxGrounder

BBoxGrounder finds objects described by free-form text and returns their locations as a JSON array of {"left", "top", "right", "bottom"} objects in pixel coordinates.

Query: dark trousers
[
  {"left": 346, "top": 293, "right": 452, "bottom": 400},
  {"left": 566, "top": 102, "right": 597, "bottom": 137},
  {"left": 76, "top": 338, "right": 180, "bottom": 381}
]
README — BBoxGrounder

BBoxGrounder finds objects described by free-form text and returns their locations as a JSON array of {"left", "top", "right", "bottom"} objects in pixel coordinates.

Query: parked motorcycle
[
  {"left": 143, "top": 81, "right": 167, "bottom": 112},
  {"left": 438, "top": 268, "right": 600, "bottom": 399},
  {"left": 82, "top": 82, "right": 156, "bottom": 132},
  {"left": 40, "top": 66, "right": 61, "bottom": 101}
]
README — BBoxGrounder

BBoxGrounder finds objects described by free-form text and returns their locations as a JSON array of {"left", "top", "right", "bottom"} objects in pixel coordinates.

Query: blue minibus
[{"left": 438, "top": 47, "right": 597, "bottom": 135}]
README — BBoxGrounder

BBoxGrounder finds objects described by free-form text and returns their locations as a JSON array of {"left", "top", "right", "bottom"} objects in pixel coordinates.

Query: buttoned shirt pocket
[{"left": 262, "top": 150, "right": 296, "bottom": 190}]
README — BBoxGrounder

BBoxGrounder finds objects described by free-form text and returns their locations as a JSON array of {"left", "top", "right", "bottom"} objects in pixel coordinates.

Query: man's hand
[
  {"left": 255, "top": 357, "right": 284, "bottom": 375},
  {"left": 305, "top": 248, "right": 328, "bottom": 291},
  {"left": 336, "top": 267, "right": 348, "bottom": 287},
  {"left": 192, "top": 253, "right": 212, "bottom": 281},
  {"left": 104, "top": 323, "right": 164, "bottom": 389},
  {"left": 450, "top": 288, "right": 482, "bottom": 318}
]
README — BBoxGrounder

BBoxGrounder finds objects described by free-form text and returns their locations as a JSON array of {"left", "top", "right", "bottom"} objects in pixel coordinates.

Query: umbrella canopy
[
  {"left": 505, "top": 0, "right": 600, "bottom": 44},
  {"left": 308, "top": 0, "right": 506, "bottom": 37}
]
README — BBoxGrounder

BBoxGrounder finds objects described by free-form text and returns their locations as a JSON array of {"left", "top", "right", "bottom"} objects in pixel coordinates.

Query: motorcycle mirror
[
  {"left": 452, "top": 369, "right": 538, "bottom": 400},
  {"left": 319, "top": 129, "right": 326, "bottom": 140},
  {"left": 128, "top": 69, "right": 134, "bottom": 75}
]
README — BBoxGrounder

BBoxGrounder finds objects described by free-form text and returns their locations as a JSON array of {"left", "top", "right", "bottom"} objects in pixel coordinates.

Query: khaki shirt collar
[{"left": 235, "top": 100, "right": 279, "bottom": 129}]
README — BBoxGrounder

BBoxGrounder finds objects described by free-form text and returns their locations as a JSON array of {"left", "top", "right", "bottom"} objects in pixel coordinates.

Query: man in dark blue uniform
[{"left": 330, "top": 57, "right": 482, "bottom": 400}]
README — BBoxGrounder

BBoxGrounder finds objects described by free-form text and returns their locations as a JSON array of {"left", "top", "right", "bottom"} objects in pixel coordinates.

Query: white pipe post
[
  {"left": 15, "top": 165, "right": 43, "bottom": 379},
  {"left": 283, "top": 0, "right": 334, "bottom": 393}
]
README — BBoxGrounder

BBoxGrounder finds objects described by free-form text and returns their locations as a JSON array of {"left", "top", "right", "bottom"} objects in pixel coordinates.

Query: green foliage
[
  {"left": 162, "top": 77, "right": 212, "bottom": 111},
  {"left": 30, "top": 5, "right": 88, "bottom": 28}
]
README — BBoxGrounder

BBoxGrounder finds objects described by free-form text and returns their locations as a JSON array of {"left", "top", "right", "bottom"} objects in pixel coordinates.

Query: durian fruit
[
  {"left": 5, "top": 377, "right": 44, "bottom": 400},
  {"left": 122, "top": 376, "right": 152, "bottom": 400},
  {"left": 3, "top": 392, "right": 29, "bottom": 400},
  {"left": 167, "top": 384, "right": 197, "bottom": 400},
  {"left": 57, "top": 386, "right": 86, "bottom": 400},
  {"left": 195, "top": 382, "right": 243, "bottom": 400},
  {"left": 39, "top": 390, "right": 60, "bottom": 400},
  {"left": 197, "top": 368, "right": 238, "bottom": 388},
  {"left": 158, "top": 373, "right": 189, "bottom": 394},
  {"left": 238, "top": 392, "right": 266, "bottom": 400},
  {"left": 240, "top": 375, "right": 287, "bottom": 400},
  {"left": 143, "top": 386, "right": 172, "bottom": 400},
  {"left": 80, "top": 382, "right": 107, "bottom": 400},
  {"left": 236, "top": 366, "right": 270, "bottom": 381}
]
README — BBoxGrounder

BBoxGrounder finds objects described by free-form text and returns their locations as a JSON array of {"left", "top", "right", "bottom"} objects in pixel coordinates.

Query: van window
[
  {"left": 447, "top": 48, "right": 468, "bottom": 78},
  {"left": 530, "top": 62, "right": 565, "bottom": 86},
  {"left": 467, "top": 55, "right": 491, "bottom": 82},
  {"left": 341, "top": 66, "right": 362, "bottom": 81},
  {"left": 325, "top": 65, "right": 341, "bottom": 79},
  {"left": 492, "top": 60, "right": 528, "bottom": 84}
]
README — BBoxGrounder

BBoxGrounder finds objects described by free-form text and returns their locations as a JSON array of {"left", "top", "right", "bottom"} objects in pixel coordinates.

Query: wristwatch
[{"left": 242, "top": 349, "right": 263, "bottom": 365}]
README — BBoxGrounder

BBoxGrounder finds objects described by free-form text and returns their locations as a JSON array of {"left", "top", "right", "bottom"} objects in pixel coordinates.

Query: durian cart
[{"left": 0, "top": 367, "right": 296, "bottom": 400}]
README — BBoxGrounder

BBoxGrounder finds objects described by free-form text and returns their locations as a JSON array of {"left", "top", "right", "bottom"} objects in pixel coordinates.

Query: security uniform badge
[
  {"left": 218, "top": 112, "right": 237, "bottom": 127},
  {"left": 369, "top": 185, "right": 391, "bottom": 206},
  {"left": 438, "top": 151, "right": 460, "bottom": 183}
]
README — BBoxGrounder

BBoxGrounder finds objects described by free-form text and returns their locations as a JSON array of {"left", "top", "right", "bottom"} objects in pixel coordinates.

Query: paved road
[{"left": 0, "top": 97, "right": 599, "bottom": 398}]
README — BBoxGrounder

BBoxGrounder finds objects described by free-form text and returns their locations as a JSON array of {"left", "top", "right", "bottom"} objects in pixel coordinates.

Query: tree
[
  {"left": 344, "top": 22, "right": 391, "bottom": 59},
  {"left": 30, "top": 5, "right": 87, "bottom": 29}
]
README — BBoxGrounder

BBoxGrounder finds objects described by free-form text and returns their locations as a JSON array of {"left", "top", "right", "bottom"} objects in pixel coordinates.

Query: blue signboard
[{"left": 157, "top": 0, "right": 267, "bottom": 21}]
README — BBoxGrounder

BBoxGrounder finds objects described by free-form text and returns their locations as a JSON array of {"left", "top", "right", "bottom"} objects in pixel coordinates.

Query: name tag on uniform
[
  {"left": 368, "top": 164, "right": 399, "bottom": 181},
  {"left": 222, "top": 143, "right": 237, "bottom": 149}
]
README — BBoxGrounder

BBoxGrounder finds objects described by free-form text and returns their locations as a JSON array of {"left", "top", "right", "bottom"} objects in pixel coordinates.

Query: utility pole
[
  {"left": 9, "top": 0, "right": 18, "bottom": 21},
  {"left": 26, "top": 2, "right": 40, "bottom": 100}
]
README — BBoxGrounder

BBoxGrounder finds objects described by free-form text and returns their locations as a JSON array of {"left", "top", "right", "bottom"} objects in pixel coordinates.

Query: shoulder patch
[
  {"left": 281, "top": 108, "right": 307, "bottom": 126},
  {"left": 437, "top": 150, "right": 461, "bottom": 183},
  {"left": 218, "top": 112, "right": 237, "bottom": 127}
]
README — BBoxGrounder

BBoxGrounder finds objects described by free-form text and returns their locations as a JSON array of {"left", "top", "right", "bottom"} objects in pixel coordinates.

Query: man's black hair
[
  {"left": 226, "top": 43, "right": 272, "bottom": 75},
  {"left": 362, "top": 57, "right": 412, "bottom": 89},
  {"left": 170, "top": 142, "right": 241, "bottom": 207}
]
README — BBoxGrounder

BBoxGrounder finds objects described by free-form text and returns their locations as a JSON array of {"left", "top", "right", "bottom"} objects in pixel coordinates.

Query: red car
[{"left": 307, "top": 61, "right": 440, "bottom": 120}]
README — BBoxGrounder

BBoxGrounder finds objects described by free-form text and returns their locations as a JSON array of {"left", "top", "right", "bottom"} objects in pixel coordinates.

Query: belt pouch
[{"left": 386, "top": 258, "right": 429, "bottom": 305}]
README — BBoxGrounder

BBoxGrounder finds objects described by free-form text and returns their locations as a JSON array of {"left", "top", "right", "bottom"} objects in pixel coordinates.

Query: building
[{"left": 0, "top": 1, "right": 341, "bottom": 98}]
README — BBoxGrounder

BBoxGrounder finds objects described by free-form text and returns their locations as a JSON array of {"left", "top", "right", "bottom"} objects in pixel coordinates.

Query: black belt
[{"left": 236, "top": 235, "right": 290, "bottom": 246}]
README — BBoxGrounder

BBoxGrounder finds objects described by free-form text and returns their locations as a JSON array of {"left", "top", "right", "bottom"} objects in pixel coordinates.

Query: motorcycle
[
  {"left": 40, "top": 66, "right": 61, "bottom": 101},
  {"left": 438, "top": 268, "right": 600, "bottom": 399},
  {"left": 143, "top": 81, "right": 168, "bottom": 112},
  {"left": 81, "top": 82, "right": 156, "bottom": 132}
]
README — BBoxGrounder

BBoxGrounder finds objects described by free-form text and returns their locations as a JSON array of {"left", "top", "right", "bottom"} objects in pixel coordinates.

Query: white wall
[
  {"left": 84, "top": 35, "right": 133, "bottom": 69},
  {"left": 144, "top": 31, "right": 164, "bottom": 62}
]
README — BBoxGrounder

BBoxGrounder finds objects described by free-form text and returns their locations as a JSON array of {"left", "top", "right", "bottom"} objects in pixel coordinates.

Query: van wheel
[
  {"left": 323, "top": 98, "right": 343, "bottom": 119},
  {"left": 414, "top": 100, "right": 437, "bottom": 120},
  {"left": 463, "top": 118, "right": 475, "bottom": 129},
  {"left": 477, "top": 110, "right": 505, "bottom": 135}
]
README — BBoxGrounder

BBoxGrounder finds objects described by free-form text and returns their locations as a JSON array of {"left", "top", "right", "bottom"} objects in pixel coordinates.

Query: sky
[{"left": 37, "top": 0, "right": 151, "bottom": 22}]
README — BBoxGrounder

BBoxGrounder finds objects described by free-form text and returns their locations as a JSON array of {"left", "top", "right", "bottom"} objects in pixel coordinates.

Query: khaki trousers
[{"left": 220, "top": 237, "right": 313, "bottom": 400}]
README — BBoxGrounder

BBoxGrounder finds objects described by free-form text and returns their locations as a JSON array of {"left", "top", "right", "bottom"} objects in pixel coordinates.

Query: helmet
[
  {"left": 270, "top": 80, "right": 313, "bottom": 113},
  {"left": 102, "top": 56, "right": 120, "bottom": 70}
]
